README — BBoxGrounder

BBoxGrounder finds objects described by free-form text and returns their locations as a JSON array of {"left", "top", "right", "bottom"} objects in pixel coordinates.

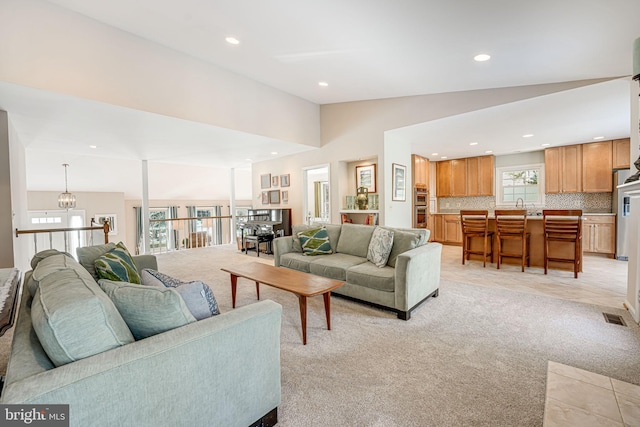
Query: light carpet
[{"left": 157, "top": 246, "right": 640, "bottom": 426}]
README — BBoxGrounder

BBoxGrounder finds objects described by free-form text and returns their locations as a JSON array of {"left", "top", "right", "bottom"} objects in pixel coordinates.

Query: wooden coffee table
[{"left": 221, "top": 263, "right": 344, "bottom": 345}]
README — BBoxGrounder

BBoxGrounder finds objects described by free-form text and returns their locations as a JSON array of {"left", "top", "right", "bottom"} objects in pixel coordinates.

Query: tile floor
[{"left": 439, "top": 244, "right": 637, "bottom": 427}]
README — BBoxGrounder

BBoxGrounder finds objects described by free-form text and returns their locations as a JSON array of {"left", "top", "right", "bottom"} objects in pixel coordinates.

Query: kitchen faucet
[{"left": 515, "top": 198, "right": 524, "bottom": 208}]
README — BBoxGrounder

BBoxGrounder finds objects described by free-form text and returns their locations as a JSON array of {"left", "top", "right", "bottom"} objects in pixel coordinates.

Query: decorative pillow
[
  {"left": 76, "top": 242, "right": 117, "bottom": 280},
  {"left": 174, "top": 281, "right": 220, "bottom": 320},
  {"left": 94, "top": 242, "right": 141, "bottom": 284},
  {"left": 367, "top": 227, "right": 395, "bottom": 268},
  {"left": 98, "top": 279, "right": 196, "bottom": 340},
  {"left": 297, "top": 227, "right": 333, "bottom": 256},
  {"left": 30, "top": 249, "right": 74, "bottom": 270},
  {"left": 386, "top": 230, "right": 421, "bottom": 267},
  {"left": 141, "top": 268, "right": 182, "bottom": 288}
]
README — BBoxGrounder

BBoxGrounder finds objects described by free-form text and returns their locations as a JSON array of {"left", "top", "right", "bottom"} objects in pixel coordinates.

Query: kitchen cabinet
[
  {"left": 467, "top": 155, "right": 495, "bottom": 196},
  {"left": 433, "top": 214, "right": 462, "bottom": 244},
  {"left": 450, "top": 159, "right": 467, "bottom": 196},
  {"left": 545, "top": 145, "right": 582, "bottom": 194},
  {"left": 427, "top": 214, "right": 435, "bottom": 242},
  {"left": 582, "top": 141, "right": 612, "bottom": 192},
  {"left": 583, "top": 215, "right": 615, "bottom": 257},
  {"left": 412, "top": 154, "right": 429, "bottom": 188},
  {"left": 436, "top": 161, "right": 452, "bottom": 197},
  {"left": 612, "top": 138, "right": 631, "bottom": 169}
]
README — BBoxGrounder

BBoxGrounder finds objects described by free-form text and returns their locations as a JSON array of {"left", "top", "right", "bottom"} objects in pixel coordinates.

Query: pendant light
[{"left": 57, "top": 163, "right": 76, "bottom": 209}]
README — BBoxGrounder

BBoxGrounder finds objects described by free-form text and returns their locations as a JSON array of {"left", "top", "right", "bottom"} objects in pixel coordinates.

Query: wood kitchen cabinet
[
  {"left": 582, "top": 215, "right": 615, "bottom": 257},
  {"left": 436, "top": 161, "right": 452, "bottom": 197},
  {"left": 544, "top": 145, "right": 582, "bottom": 194},
  {"left": 582, "top": 141, "right": 612, "bottom": 192},
  {"left": 412, "top": 154, "right": 429, "bottom": 188},
  {"left": 612, "top": 138, "right": 631, "bottom": 169},
  {"left": 433, "top": 214, "right": 462, "bottom": 244},
  {"left": 450, "top": 159, "right": 467, "bottom": 196},
  {"left": 467, "top": 155, "right": 495, "bottom": 196}
]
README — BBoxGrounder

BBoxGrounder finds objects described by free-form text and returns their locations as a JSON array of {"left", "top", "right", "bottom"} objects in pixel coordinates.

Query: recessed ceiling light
[
  {"left": 593, "top": 136, "right": 605, "bottom": 140},
  {"left": 271, "top": 151, "right": 278, "bottom": 155},
  {"left": 485, "top": 150, "right": 493, "bottom": 154},
  {"left": 470, "top": 142, "right": 478, "bottom": 146},
  {"left": 225, "top": 37, "right": 240, "bottom": 45},
  {"left": 474, "top": 54, "right": 491, "bottom": 62},
  {"left": 431, "top": 153, "right": 438, "bottom": 156},
  {"left": 318, "top": 81, "right": 329, "bottom": 87},
  {"left": 522, "top": 134, "right": 534, "bottom": 138},
  {"left": 441, "top": 156, "right": 448, "bottom": 159},
  {"left": 89, "top": 145, "right": 97, "bottom": 149},
  {"left": 541, "top": 143, "right": 551, "bottom": 147}
]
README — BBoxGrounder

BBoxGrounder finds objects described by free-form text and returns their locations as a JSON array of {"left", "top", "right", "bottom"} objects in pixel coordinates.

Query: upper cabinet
[
  {"left": 436, "top": 155, "right": 494, "bottom": 197},
  {"left": 544, "top": 145, "right": 582, "bottom": 194},
  {"left": 612, "top": 138, "right": 631, "bottom": 169},
  {"left": 412, "top": 154, "right": 429, "bottom": 188},
  {"left": 467, "top": 155, "right": 495, "bottom": 196},
  {"left": 582, "top": 140, "right": 612, "bottom": 192}
]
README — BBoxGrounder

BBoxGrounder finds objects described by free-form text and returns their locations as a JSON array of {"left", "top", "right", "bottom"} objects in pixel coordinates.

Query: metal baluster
[
  {"left": 77, "top": 230, "right": 81, "bottom": 250},
  {"left": 33, "top": 235, "right": 38, "bottom": 254},
  {"left": 49, "top": 232, "right": 53, "bottom": 249},
  {"left": 64, "top": 231, "right": 68, "bottom": 253}
]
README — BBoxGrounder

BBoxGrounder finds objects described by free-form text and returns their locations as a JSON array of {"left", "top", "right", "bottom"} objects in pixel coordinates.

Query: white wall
[
  {"left": 0, "top": 0, "right": 320, "bottom": 149},
  {"left": 9, "top": 118, "right": 28, "bottom": 271},
  {"left": 0, "top": 111, "right": 14, "bottom": 268}
]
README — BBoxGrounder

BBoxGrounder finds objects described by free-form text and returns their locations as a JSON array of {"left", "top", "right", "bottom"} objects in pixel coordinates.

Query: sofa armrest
[
  {"left": 273, "top": 236, "right": 294, "bottom": 267},
  {"left": 2, "top": 300, "right": 282, "bottom": 427},
  {"left": 394, "top": 243, "right": 443, "bottom": 311},
  {"left": 133, "top": 254, "right": 158, "bottom": 271}
]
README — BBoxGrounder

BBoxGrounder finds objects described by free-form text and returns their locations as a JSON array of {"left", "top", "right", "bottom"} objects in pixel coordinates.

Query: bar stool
[
  {"left": 460, "top": 210, "right": 494, "bottom": 268},
  {"left": 543, "top": 209, "right": 582, "bottom": 278},
  {"left": 495, "top": 209, "right": 530, "bottom": 272}
]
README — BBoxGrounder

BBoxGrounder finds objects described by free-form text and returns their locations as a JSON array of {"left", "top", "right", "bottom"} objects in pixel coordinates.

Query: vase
[{"left": 356, "top": 187, "right": 369, "bottom": 210}]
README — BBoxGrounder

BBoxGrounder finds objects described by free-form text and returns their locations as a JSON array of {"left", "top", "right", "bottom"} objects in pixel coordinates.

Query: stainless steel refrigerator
[{"left": 613, "top": 169, "right": 632, "bottom": 260}]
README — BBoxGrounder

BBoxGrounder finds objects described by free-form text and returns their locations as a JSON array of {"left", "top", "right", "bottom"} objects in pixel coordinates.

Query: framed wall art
[
  {"left": 280, "top": 174, "right": 290, "bottom": 187},
  {"left": 260, "top": 174, "right": 271, "bottom": 189},
  {"left": 392, "top": 163, "right": 407, "bottom": 201},
  {"left": 269, "top": 190, "right": 280, "bottom": 204},
  {"left": 282, "top": 190, "right": 289, "bottom": 203},
  {"left": 271, "top": 175, "right": 279, "bottom": 187},
  {"left": 261, "top": 191, "right": 269, "bottom": 204},
  {"left": 94, "top": 214, "right": 117, "bottom": 235},
  {"left": 355, "top": 164, "right": 376, "bottom": 193}
]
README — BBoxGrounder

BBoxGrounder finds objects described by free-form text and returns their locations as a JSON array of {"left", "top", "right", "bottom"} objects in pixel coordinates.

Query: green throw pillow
[
  {"left": 94, "top": 242, "right": 141, "bottom": 284},
  {"left": 298, "top": 227, "right": 332, "bottom": 256}
]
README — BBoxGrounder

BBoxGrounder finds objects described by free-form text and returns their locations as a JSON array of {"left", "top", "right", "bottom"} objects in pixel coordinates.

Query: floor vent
[{"left": 603, "top": 313, "right": 627, "bottom": 326}]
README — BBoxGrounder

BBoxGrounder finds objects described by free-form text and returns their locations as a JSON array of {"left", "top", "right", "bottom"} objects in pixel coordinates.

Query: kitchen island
[{"left": 431, "top": 213, "right": 616, "bottom": 272}]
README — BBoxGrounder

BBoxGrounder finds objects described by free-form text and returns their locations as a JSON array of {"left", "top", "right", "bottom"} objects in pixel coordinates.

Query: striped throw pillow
[{"left": 94, "top": 242, "right": 141, "bottom": 284}]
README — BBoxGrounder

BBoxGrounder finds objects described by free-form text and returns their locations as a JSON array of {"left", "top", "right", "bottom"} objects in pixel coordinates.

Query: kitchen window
[{"left": 495, "top": 163, "right": 545, "bottom": 207}]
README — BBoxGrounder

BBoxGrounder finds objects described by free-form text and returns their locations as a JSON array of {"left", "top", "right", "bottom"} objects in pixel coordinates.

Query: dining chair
[
  {"left": 543, "top": 209, "right": 583, "bottom": 278},
  {"left": 495, "top": 209, "right": 530, "bottom": 272},
  {"left": 460, "top": 210, "right": 494, "bottom": 268}
]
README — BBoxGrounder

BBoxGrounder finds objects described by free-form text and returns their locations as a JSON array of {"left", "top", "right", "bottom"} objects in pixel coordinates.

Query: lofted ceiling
[{"left": 3, "top": 0, "right": 639, "bottom": 194}]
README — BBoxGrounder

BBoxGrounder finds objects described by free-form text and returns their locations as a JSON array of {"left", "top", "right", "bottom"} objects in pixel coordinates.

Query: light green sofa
[
  {"left": 274, "top": 223, "right": 442, "bottom": 320},
  {"left": 1, "top": 249, "right": 282, "bottom": 427}
]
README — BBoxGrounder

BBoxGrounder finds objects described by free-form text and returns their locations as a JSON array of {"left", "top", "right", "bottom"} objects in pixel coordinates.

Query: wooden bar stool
[
  {"left": 495, "top": 209, "right": 530, "bottom": 272},
  {"left": 543, "top": 209, "right": 583, "bottom": 278},
  {"left": 460, "top": 210, "right": 494, "bottom": 268}
]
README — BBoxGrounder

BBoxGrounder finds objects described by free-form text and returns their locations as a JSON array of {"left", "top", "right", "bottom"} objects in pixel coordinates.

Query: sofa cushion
[
  {"left": 323, "top": 224, "right": 342, "bottom": 252},
  {"left": 346, "top": 262, "right": 396, "bottom": 292},
  {"left": 99, "top": 279, "right": 196, "bottom": 340},
  {"left": 280, "top": 252, "right": 316, "bottom": 273},
  {"left": 382, "top": 226, "right": 429, "bottom": 246},
  {"left": 94, "top": 242, "right": 141, "bottom": 284},
  {"left": 386, "top": 230, "right": 421, "bottom": 268},
  {"left": 30, "top": 249, "right": 73, "bottom": 270},
  {"left": 31, "top": 268, "right": 135, "bottom": 367},
  {"left": 292, "top": 224, "right": 313, "bottom": 252},
  {"left": 336, "top": 223, "right": 376, "bottom": 258},
  {"left": 298, "top": 227, "right": 333, "bottom": 256},
  {"left": 309, "top": 253, "right": 367, "bottom": 281},
  {"left": 77, "top": 242, "right": 117, "bottom": 280},
  {"left": 29, "top": 253, "right": 86, "bottom": 297},
  {"left": 367, "top": 227, "right": 394, "bottom": 268}
]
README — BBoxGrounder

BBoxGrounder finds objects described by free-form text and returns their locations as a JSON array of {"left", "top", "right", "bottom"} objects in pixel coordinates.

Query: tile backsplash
[{"left": 438, "top": 193, "right": 612, "bottom": 214}]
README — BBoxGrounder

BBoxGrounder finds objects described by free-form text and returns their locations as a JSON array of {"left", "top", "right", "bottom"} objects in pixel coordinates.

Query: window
[{"left": 495, "top": 163, "right": 545, "bottom": 207}]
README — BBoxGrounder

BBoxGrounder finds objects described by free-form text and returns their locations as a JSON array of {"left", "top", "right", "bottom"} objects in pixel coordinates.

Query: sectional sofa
[
  {"left": 1, "top": 247, "right": 281, "bottom": 427},
  {"left": 274, "top": 223, "right": 442, "bottom": 320}
]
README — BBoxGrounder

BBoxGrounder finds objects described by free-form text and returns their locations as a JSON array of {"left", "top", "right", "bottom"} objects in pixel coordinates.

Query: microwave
[{"left": 414, "top": 187, "right": 428, "bottom": 206}]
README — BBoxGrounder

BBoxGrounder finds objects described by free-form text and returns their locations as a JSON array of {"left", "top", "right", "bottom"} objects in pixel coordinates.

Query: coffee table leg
[
  {"left": 255, "top": 282, "right": 260, "bottom": 300},
  {"left": 230, "top": 274, "right": 238, "bottom": 308},
  {"left": 297, "top": 295, "right": 307, "bottom": 345},
  {"left": 323, "top": 292, "right": 331, "bottom": 330}
]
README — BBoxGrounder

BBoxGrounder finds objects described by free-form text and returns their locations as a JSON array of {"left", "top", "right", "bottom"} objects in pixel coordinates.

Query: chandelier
[{"left": 57, "top": 163, "right": 76, "bottom": 209}]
